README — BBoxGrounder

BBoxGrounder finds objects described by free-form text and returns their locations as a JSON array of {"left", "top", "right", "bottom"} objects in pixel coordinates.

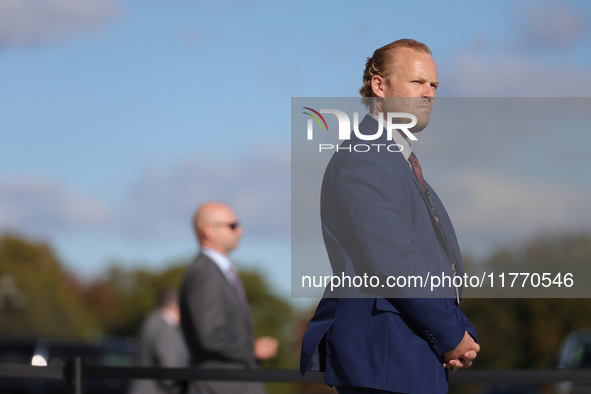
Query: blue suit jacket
[{"left": 300, "top": 115, "right": 477, "bottom": 393}]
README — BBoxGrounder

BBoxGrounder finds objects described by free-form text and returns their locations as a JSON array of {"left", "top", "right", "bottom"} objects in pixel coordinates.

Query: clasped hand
[{"left": 442, "top": 331, "right": 480, "bottom": 372}]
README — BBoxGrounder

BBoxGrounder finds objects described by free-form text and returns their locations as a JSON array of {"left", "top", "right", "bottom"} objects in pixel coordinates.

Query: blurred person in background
[
  {"left": 179, "top": 202, "right": 278, "bottom": 394},
  {"left": 129, "top": 288, "right": 189, "bottom": 394}
]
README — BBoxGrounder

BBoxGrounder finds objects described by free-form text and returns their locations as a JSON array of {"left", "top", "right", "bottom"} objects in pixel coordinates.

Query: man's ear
[
  {"left": 371, "top": 75, "right": 386, "bottom": 98},
  {"left": 201, "top": 224, "right": 214, "bottom": 241}
]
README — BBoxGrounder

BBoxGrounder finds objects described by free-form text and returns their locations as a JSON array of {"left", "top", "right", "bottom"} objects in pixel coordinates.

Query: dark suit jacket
[
  {"left": 179, "top": 252, "right": 265, "bottom": 394},
  {"left": 128, "top": 311, "right": 189, "bottom": 394},
  {"left": 300, "top": 115, "right": 478, "bottom": 393}
]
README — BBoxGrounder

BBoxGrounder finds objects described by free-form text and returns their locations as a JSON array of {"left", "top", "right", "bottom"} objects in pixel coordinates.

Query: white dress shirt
[{"left": 201, "top": 246, "right": 235, "bottom": 284}]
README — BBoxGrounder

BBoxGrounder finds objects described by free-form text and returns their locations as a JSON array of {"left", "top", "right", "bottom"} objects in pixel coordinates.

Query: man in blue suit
[{"left": 300, "top": 39, "right": 480, "bottom": 393}]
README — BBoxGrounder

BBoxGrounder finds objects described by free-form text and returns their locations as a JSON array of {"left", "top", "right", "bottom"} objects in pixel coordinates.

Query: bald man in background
[{"left": 179, "top": 202, "right": 278, "bottom": 394}]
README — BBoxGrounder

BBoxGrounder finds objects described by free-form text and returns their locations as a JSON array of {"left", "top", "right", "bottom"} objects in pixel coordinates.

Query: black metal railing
[{"left": 2, "top": 358, "right": 591, "bottom": 393}]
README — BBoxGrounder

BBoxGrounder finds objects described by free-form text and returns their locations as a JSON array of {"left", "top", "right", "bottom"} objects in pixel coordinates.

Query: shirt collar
[{"left": 201, "top": 246, "right": 233, "bottom": 279}]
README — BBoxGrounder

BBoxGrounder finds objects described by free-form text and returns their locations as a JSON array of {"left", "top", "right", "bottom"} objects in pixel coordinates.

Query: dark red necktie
[{"left": 408, "top": 152, "right": 427, "bottom": 192}]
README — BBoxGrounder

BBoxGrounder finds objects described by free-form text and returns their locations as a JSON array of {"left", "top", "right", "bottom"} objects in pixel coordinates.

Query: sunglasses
[{"left": 213, "top": 222, "right": 240, "bottom": 230}]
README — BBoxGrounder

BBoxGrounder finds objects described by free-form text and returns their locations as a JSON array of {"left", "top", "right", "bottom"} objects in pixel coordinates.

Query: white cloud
[
  {"left": 442, "top": 54, "right": 591, "bottom": 96},
  {"left": 0, "top": 146, "right": 290, "bottom": 242},
  {"left": 0, "top": 0, "right": 120, "bottom": 47},
  {"left": 0, "top": 177, "right": 110, "bottom": 234},
  {"left": 0, "top": 147, "right": 291, "bottom": 241},
  {"left": 118, "top": 147, "right": 291, "bottom": 239},
  {"left": 519, "top": 2, "right": 589, "bottom": 49},
  {"left": 181, "top": 28, "right": 205, "bottom": 46},
  {"left": 438, "top": 2, "right": 591, "bottom": 97},
  {"left": 440, "top": 171, "right": 591, "bottom": 248}
]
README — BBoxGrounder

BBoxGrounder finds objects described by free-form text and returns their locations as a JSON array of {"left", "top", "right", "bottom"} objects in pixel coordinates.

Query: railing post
[{"left": 65, "top": 356, "right": 85, "bottom": 394}]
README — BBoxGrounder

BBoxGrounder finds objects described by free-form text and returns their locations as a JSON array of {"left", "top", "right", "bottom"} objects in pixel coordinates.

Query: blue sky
[{"left": 1, "top": 0, "right": 590, "bottom": 303}]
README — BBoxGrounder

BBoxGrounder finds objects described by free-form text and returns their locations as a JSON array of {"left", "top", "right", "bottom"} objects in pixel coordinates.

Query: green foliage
[
  {"left": 241, "top": 269, "right": 297, "bottom": 367},
  {"left": 102, "top": 262, "right": 190, "bottom": 335},
  {"left": 0, "top": 234, "right": 302, "bottom": 392},
  {"left": 0, "top": 233, "right": 99, "bottom": 337},
  {"left": 8, "top": 230, "right": 591, "bottom": 393},
  {"left": 240, "top": 269, "right": 299, "bottom": 394},
  {"left": 0, "top": 233, "right": 298, "bottom": 371},
  {"left": 461, "top": 232, "right": 591, "bottom": 370},
  {"left": 102, "top": 262, "right": 300, "bottom": 394}
]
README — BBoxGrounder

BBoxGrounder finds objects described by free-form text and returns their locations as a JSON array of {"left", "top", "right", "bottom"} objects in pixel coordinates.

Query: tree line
[{"left": 2, "top": 232, "right": 591, "bottom": 393}]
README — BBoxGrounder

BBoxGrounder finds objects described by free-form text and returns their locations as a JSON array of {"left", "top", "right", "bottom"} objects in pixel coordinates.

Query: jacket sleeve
[{"left": 463, "top": 310, "right": 479, "bottom": 343}]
